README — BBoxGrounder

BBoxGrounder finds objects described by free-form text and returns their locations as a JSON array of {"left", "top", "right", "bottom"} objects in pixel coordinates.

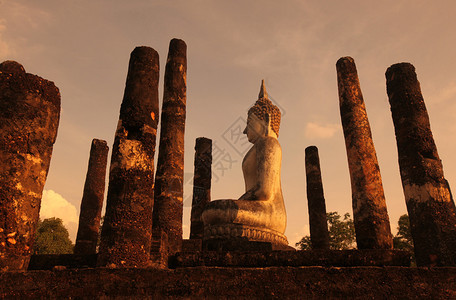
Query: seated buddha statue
[{"left": 201, "top": 80, "right": 288, "bottom": 249}]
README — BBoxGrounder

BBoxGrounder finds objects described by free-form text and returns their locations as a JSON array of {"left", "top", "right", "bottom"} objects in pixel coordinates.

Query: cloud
[
  {"left": 305, "top": 122, "right": 339, "bottom": 139},
  {"left": 434, "top": 82, "right": 456, "bottom": 104},
  {"left": 0, "top": 20, "right": 12, "bottom": 59},
  {"left": 0, "top": 2, "right": 52, "bottom": 61},
  {"left": 40, "top": 190, "right": 79, "bottom": 242},
  {"left": 287, "top": 225, "right": 310, "bottom": 249}
]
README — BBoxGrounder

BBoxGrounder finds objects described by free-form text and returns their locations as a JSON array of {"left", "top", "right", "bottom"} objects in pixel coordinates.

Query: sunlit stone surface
[
  {"left": 0, "top": 61, "right": 60, "bottom": 271},
  {"left": 336, "top": 57, "right": 393, "bottom": 250},
  {"left": 98, "top": 47, "right": 159, "bottom": 268}
]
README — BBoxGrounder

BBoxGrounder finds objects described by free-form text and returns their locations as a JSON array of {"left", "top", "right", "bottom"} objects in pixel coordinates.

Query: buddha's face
[{"left": 243, "top": 113, "right": 267, "bottom": 144}]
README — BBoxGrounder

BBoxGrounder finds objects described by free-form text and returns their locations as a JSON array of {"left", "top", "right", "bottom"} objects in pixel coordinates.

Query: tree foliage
[
  {"left": 33, "top": 217, "right": 74, "bottom": 254},
  {"left": 393, "top": 214, "right": 413, "bottom": 252},
  {"left": 296, "top": 212, "right": 356, "bottom": 250}
]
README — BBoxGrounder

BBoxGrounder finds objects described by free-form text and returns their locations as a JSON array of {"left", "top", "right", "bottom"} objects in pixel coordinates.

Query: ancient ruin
[
  {"left": 74, "top": 139, "right": 109, "bottom": 255},
  {"left": 0, "top": 61, "right": 61, "bottom": 271},
  {"left": 190, "top": 137, "right": 212, "bottom": 240},
  {"left": 2, "top": 40, "right": 456, "bottom": 298},
  {"left": 98, "top": 47, "right": 160, "bottom": 267},
  {"left": 336, "top": 57, "right": 393, "bottom": 249},
  {"left": 201, "top": 80, "right": 288, "bottom": 250},
  {"left": 386, "top": 63, "right": 456, "bottom": 266},
  {"left": 152, "top": 39, "right": 187, "bottom": 255},
  {"left": 305, "top": 146, "right": 330, "bottom": 250}
]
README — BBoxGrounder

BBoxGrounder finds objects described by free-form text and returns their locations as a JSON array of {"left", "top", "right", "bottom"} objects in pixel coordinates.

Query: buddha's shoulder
[{"left": 256, "top": 136, "right": 281, "bottom": 150}]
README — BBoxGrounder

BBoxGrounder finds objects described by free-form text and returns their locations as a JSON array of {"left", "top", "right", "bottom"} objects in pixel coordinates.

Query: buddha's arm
[{"left": 238, "top": 137, "right": 281, "bottom": 201}]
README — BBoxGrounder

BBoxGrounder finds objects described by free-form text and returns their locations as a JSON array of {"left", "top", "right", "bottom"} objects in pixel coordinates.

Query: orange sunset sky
[{"left": 2, "top": 1, "right": 456, "bottom": 247}]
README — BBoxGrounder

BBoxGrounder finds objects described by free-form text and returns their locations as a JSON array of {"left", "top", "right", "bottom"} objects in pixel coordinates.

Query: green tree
[
  {"left": 296, "top": 212, "right": 356, "bottom": 250},
  {"left": 33, "top": 217, "right": 74, "bottom": 254},
  {"left": 393, "top": 214, "right": 414, "bottom": 252}
]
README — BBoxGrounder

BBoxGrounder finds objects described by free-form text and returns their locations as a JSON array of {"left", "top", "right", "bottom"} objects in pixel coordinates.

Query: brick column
[
  {"left": 0, "top": 61, "right": 60, "bottom": 270},
  {"left": 152, "top": 39, "right": 187, "bottom": 254},
  {"left": 190, "top": 138, "right": 212, "bottom": 240},
  {"left": 336, "top": 56, "right": 393, "bottom": 249},
  {"left": 74, "top": 139, "right": 109, "bottom": 255},
  {"left": 386, "top": 62, "right": 456, "bottom": 266},
  {"left": 305, "top": 146, "right": 330, "bottom": 250},
  {"left": 98, "top": 47, "right": 159, "bottom": 267}
]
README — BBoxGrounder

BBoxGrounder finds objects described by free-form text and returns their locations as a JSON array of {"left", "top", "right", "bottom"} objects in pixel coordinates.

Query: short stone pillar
[
  {"left": 74, "top": 139, "right": 109, "bottom": 255},
  {"left": 305, "top": 146, "right": 330, "bottom": 250},
  {"left": 98, "top": 47, "right": 160, "bottom": 268},
  {"left": 0, "top": 61, "right": 60, "bottom": 271},
  {"left": 386, "top": 63, "right": 456, "bottom": 266},
  {"left": 190, "top": 137, "right": 212, "bottom": 240},
  {"left": 152, "top": 38, "right": 187, "bottom": 255},
  {"left": 336, "top": 57, "right": 393, "bottom": 249}
]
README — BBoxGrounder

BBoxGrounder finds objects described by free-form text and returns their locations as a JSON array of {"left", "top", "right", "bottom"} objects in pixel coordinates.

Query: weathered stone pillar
[
  {"left": 74, "top": 139, "right": 109, "bottom": 255},
  {"left": 98, "top": 47, "right": 159, "bottom": 267},
  {"left": 152, "top": 38, "right": 187, "bottom": 255},
  {"left": 190, "top": 137, "right": 212, "bottom": 240},
  {"left": 386, "top": 63, "right": 456, "bottom": 266},
  {"left": 305, "top": 146, "right": 330, "bottom": 250},
  {"left": 336, "top": 57, "right": 393, "bottom": 249},
  {"left": 0, "top": 61, "right": 60, "bottom": 271}
]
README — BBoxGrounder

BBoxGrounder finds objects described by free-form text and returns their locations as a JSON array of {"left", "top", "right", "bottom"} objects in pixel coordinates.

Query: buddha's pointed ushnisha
[{"left": 258, "top": 79, "right": 269, "bottom": 100}]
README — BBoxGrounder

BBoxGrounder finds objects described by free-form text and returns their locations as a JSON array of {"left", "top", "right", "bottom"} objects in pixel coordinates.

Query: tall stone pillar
[
  {"left": 190, "top": 137, "right": 212, "bottom": 240},
  {"left": 0, "top": 61, "right": 60, "bottom": 271},
  {"left": 336, "top": 57, "right": 393, "bottom": 249},
  {"left": 305, "top": 146, "right": 330, "bottom": 250},
  {"left": 386, "top": 63, "right": 456, "bottom": 266},
  {"left": 74, "top": 139, "right": 109, "bottom": 255},
  {"left": 98, "top": 47, "right": 159, "bottom": 268},
  {"left": 152, "top": 38, "right": 187, "bottom": 255}
]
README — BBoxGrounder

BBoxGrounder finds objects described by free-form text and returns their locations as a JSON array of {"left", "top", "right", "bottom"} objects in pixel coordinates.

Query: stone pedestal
[
  {"left": 386, "top": 63, "right": 456, "bottom": 266},
  {"left": 0, "top": 61, "right": 60, "bottom": 271},
  {"left": 98, "top": 47, "right": 159, "bottom": 268},
  {"left": 74, "top": 139, "right": 109, "bottom": 255},
  {"left": 305, "top": 146, "right": 330, "bottom": 250},
  {"left": 336, "top": 57, "right": 393, "bottom": 249},
  {"left": 190, "top": 137, "right": 212, "bottom": 240},
  {"left": 152, "top": 39, "right": 187, "bottom": 255}
]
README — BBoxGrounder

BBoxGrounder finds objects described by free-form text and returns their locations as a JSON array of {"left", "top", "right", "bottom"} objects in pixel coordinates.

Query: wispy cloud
[
  {"left": 40, "top": 190, "right": 79, "bottom": 242},
  {"left": 305, "top": 122, "right": 339, "bottom": 139}
]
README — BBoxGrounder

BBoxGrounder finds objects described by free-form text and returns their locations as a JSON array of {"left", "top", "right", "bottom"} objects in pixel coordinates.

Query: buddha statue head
[{"left": 244, "top": 80, "right": 281, "bottom": 143}]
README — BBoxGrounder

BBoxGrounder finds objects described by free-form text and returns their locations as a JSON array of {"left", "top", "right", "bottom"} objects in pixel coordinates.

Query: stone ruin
[{"left": 1, "top": 40, "right": 456, "bottom": 298}]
